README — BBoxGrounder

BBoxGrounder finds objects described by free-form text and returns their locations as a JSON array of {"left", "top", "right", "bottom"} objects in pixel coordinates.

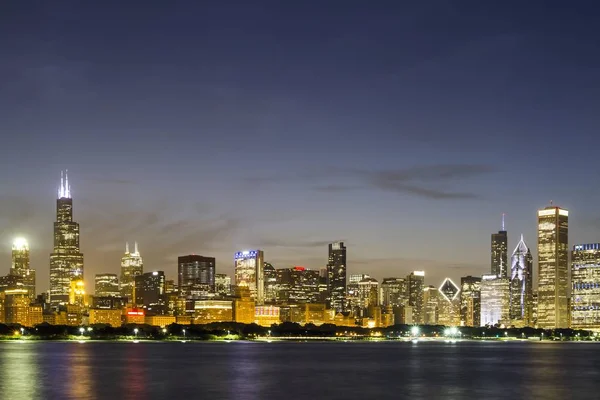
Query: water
[{"left": 0, "top": 340, "right": 598, "bottom": 400}]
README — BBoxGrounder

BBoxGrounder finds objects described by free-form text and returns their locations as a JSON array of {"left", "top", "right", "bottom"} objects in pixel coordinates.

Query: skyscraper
[
  {"left": 438, "top": 278, "right": 461, "bottom": 326},
  {"left": 491, "top": 216, "right": 508, "bottom": 277},
  {"left": 460, "top": 276, "right": 481, "bottom": 327},
  {"left": 49, "top": 171, "right": 84, "bottom": 308},
  {"left": 327, "top": 242, "right": 347, "bottom": 313},
  {"left": 134, "top": 271, "right": 166, "bottom": 315},
  {"left": 407, "top": 271, "right": 425, "bottom": 324},
  {"left": 10, "top": 237, "right": 35, "bottom": 299},
  {"left": 95, "top": 273, "right": 120, "bottom": 297},
  {"left": 234, "top": 250, "right": 264, "bottom": 304},
  {"left": 120, "top": 242, "right": 143, "bottom": 301},
  {"left": 509, "top": 235, "right": 533, "bottom": 326},
  {"left": 571, "top": 243, "right": 600, "bottom": 331},
  {"left": 381, "top": 277, "right": 407, "bottom": 308},
  {"left": 537, "top": 205, "right": 569, "bottom": 329},
  {"left": 480, "top": 274, "right": 509, "bottom": 326},
  {"left": 178, "top": 255, "right": 216, "bottom": 297}
]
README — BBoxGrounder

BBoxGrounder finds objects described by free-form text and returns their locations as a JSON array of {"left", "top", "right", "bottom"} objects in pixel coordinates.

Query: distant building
[
  {"left": 460, "top": 276, "right": 481, "bottom": 327},
  {"left": 438, "top": 278, "right": 460, "bottom": 326},
  {"left": 178, "top": 255, "right": 216, "bottom": 297},
  {"left": 120, "top": 242, "right": 143, "bottom": 301},
  {"left": 358, "top": 277, "right": 379, "bottom": 313},
  {"left": 88, "top": 309, "right": 122, "bottom": 327},
  {"left": 491, "top": 222, "right": 508, "bottom": 278},
  {"left": 95, "top": 273, "right": 120, "bottom": 297},
  {"left": 263, "top": 263, "right": 277, "bottom": 303},
  {"left": 571, "top": 243, "right": 600, "bottom": 331},
  {"left": 234, "top": 250, "right": 264, "bottom": 304},
  {"left": 537, "top": 205, "right": 569, "bottom": 329},
  {"left": 215, "top": 273, "right": 232, "bottom": 297},
  {"left": 423, "top": 286, "right": 439, "bottom": 325},
  {"left": 381, "top": 277, "right": 407, "bottom": 308},
  {"left": 49, "top": 171, "right": 84, "bottom": 308},
  {"left": 134, "top": 271, "right": 166, "bottom": 315},
  {"left": 255, "top": 305, "right": 280, "bottom": 327},
  {"left": 326, "top": 242, "right": 347, "bottom": 313},
  {"left": 273, "top": 267, "right": 321, "bottom": 304},
  {"left": 3, "top": 289, "right": 43, "bottom": 327},
  {"left": 480, "top": 274, "right": 509, "bottom": 326},
  {"left": 509, "top": 235, "right": 533, "bottom": 327},
  {"left": 407, "top": 271, "right": 425, "bottom": 324},
  {"left": 10, "top": 238, "right": 35, "bottom": 299},
  {"left": 193, "top": 300, "right": 233, "bottom": 324}
]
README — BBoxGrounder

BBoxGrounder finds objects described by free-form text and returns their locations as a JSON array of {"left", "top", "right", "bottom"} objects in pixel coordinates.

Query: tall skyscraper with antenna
[
  {"left": 491, "top": 214, "right": 508, "bottom": 278},
  {"left": 49, "top": 170, "right": 85, "bottom": 308},
  {"left": 120, "top": 241, "right": 144, "bottom": 301}
]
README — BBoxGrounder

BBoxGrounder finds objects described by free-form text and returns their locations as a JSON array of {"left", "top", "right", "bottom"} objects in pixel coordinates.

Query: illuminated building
[
  {"left": 0, "top": 275, "right": 25, "bottom": 293},
  {"left": 537, "top": 205, "right": 569, "bottom": 329},
  {"left": 358, "top": 277, "right": 379, "bottom": 311},
  {"left": 460, "top": 276, "right": 481, "bottom": 327},
  {"left": 215, "top": 273, "right": 232, "bottom": 297},
  {"left": 303, "top": 303, "right": 327, "bottom": 325},
  {"left": 66, "top": 304, "right": 84, "bottom": 326},
  {"left": 381, "top": 277, "right": 407, "bottom": 308},
  {"left": 120, "top": 242, "right": 143, "bottom": 301},
  {"left": 178, "top": 255, "right": 216, "bottom": 297},
  {"left": 69, "top": 278, "right": 86, "bottom": 307},
  {"left": 95, "top": 273, "right": 120, "bottom": 297},
  {"left": 423, "top": 286, "right": 439, "bottom": 325},
  {"left": 346, "top": 274, "right": 369, "bottom": 315},
  {"left": 134, "top": 271, "right": 166, "bottom": 315},
  {"left": 145, "top": 315, "right": 176, "bottom": 327},
  {"left": 263, "top": 263, "right": 277, "bottom": 303},
  {"left": 509, "top": 235, "right": 533, "bottom": 327},
  {"left": 491, "top": 216, "right": 508, "bottom": 277},
  {"left": 10, "top": 238, "right": 35, "bottom": 299},
  {"left": 480, "top": 274, "right": 509, "bottom": 326},
  {"left": 407, "top": 271, "right": 425, "bottom": 324},
  {"left": 176, "top": 315, "right": 192, "bottom": 325},
  {"left": 438, "top": 278, "right": 461, "bottom": 326},
  {"left": 49, "top": 171, "right": 84, "bottom": 308},
  {"left": 255, "top": 305, "right": 280, "bottom": 326},
  {"left": 193, "top": 300, "right": 233, "bottom": 324},
  {"left": 326, "top": 242, "right": 347, "bottom": 312},
  {"left": 233, "top": 286, "right": 255, "bottom": 323},
  {"left": 273, "top": 267, "right": 321, "bottom": 304},
  {"left": 234, "top": 250, "right": 265, "bottom": 304},
  {"left": 93, "top": 296, "right": 126, "bottom": 310},
  {"left": 124, "top": 308, "right": 145, "bottom": 324},
  {"left": 88, "top": 308, "right": 122, "bottom": 327},
  {"left": 571, "top": 243, "right": 600, "bottom": 331},
  {"left": 3, "top": 289, "right": 30, "bottom": 326}
]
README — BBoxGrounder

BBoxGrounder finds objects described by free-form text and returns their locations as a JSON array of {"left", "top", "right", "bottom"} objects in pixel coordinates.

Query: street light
[
  {"left": 410, "top": 326, "right": 419, "bottom": 337},
  {"left": 134, "top": 328, "right": 139, "bottom": 339},
  {"left": 182, "top": 329, "right": 186, "bottom": 338},
  {"left": 162, "top": 328, "right": 167, "bottom": 334},
  {"left": 20, "top": 328, "right": 24, "bottom": 335},
  {"left": 79, "top": 327, "right": 85, "bottom": 337}
]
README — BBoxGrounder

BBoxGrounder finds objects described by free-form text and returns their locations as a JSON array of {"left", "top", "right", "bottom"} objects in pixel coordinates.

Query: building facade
[
  {"left": 215, "top": 273, "right": 232, "bottom": 297},
  {"left": 381, "top": 278, "right": 407, "bottom": 308},
  {"left": 234, "top": 250, "right": 265, "bottom": 304},
  {"left": 438, "top": 278, "right": 460, "bottom": 326},
  {"left": 571, "top": 243, "right": 600, "bottom": 331},
  {"left": 480, "top": 274, "right": 509, "bottom": 327},
  {"left": 491, "top": 229, "right": 508, "bottom": 278},
  {"left": 407, "top": 271, "right": 425, "bottom": 324},
  {"left": 49, "top": 171, "right": 84, "bottom": 308},
  {"left": 10, "top": 238, "right": 35, "bottom": 299},
  {"left": 460, "top": 276, "right": 481, "bottom": 327},
  {"left": 120, "top": 242, "right": 143, "bottom": 301},
  {"left": 95, "top": 273, "right": 120, "bottom": 297},
  {"left": 327, "top": 242, "right": 347, "bottom": 313},
  {"left": 509, "top": 235, "right": 533, "bottom": 327},
  {"left": 134, "top": 271, "right": 166, "bottom": 315},
  {"left": 178, "top": 255, "right": 216, "bottom": 297},
  {"left": 537, "top": 206, "right": 569, "bottom": 329}
]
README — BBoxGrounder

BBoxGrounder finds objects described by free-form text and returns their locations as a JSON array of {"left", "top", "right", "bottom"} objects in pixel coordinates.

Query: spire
[
  {"left": 126, "top": 242, "right": 129, "bottom": 254},
  {"left": 65, "top": 169, "right": 70, "bottom": 198},
  {"left": 502, "top": 213, "right": 505, "bottom": 231},
  {"left": 134, "top": 241, "right": 138, "bottom": 254}
]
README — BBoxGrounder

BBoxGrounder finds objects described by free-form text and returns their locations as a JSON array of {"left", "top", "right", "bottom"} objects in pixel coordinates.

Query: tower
[
  {"left": 571, "top": 243, "right": 600, "bottom": 330},
  {"left": 234, "top": 250, "right": 264, "bottom": 304},
  {"left": 509, "top": 235, "right": 533, "bottom": 326},
  {"left": 10, "top": 237, "right": 36, "bottom": 299},
  {"left": 49, "top": 171, "right": 84, "bottom": 308},
  {"left": 406, "top": 271, "right": 425, "bottom": 324},
  {"left": 120, "top": 242, "right": 144, "bottom": 301},
  {"left": 326, "top": 242, "right": 347, "bottom": 313},
  {"left": 491, "top": 215, "right": 508, "bottom": 277},
  {"left": 537, "top": 205, "right": 569, "bottom": 329}
]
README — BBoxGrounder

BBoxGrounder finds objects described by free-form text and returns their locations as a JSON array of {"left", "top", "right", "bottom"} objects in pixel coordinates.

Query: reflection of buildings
[
  {"left": 509, "top": 235, "right": 533, "bottom": 327},
  {"left": 407, "top": 271, "right": 425, "bottom": 324},
  {"left": 95, "top": 273, "right": 120, "bottom": 297},
  {"left": 438, "top": 278, "right": 460, "bottom": 326},
  {"left": 234, "top": 250, "right": 264, "bottom": 304},
  {"left": 571, "top": 243, "right": 600, "bottom": 331},
  {"left": 327, "top": 242, "right": 347, "bottom": 313},
  {"left": 178, "top": 255, "right": 216, "bottom": 297},
  {"left": 10, "top": 238, "right": 35, "bottom": 299},
  {"left": 491, "top": 224, "right": 508, "bottom": 278},
  {"left": 537, "top": 206, "right": 569, "bottom": 329},
  {"left": 49, "top": 171, "right": 84, "bottom": 308},
  {"left": 480, "top": 274, "right": 509, "bottom": 326},
  {"left": 460, "top": 276, "right": 481, "bottom": 327},
  {"left": 120, "top": 242, "right": 144, "bottom": 301}
]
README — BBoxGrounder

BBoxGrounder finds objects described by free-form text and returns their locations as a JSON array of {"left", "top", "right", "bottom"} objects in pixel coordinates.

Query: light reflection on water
[{"left": 0, "top": 341, "right": 598, "bottom": 399}]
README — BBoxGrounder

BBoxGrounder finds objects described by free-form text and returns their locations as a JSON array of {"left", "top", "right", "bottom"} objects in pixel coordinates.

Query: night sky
[{"left": 1, "top": 1, "right": 599, "bottom": 292}]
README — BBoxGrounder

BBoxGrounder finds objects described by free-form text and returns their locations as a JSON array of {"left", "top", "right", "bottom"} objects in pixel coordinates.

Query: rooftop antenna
[
  {"left": 502, "top": 213, "right": 505, "bottom": 231},
  {"left": 126, "top": 242, "right": 129, "bottom": 254},
  {"left": 134, "top": 241, "right": 139, "bottom": 254},
  {"left": 65, "top": 169, "right": 70, "bottom": 198}
]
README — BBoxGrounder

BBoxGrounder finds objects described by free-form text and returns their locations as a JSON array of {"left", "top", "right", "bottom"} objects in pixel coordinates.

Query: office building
[
  {"left": 234, "top": 250, "right": 264, "bottom": 304},
  {"left": 10, "top": 238, "right": 35, "bottom": 299},
  {"left": 120, "top": 242, "right": 143, "bottom": 301},
  {"left": 423, "top": 286, "right": 439, "bottom": 325},
  {"left": 88, "top": 308, "right": 122, "bottom": 327},
  {"left": 215, "top": 273, "right": 232, "bottom": 297},
  {"left": 509, "top": 235, "right": 533, "bottom": 327},
  {"left": 273, "top": 266, "right": 321, "bottom": 304},
  {"left": 571, "top": 243, "right": 600, "bottom": 331},
  {"left": 134, "top": 271, "right": 166, "bottom": 315},
  {"left": 407, "top": 271, "right": 425, "bottom": 324},
  {"left": 491, "top": 218, "right": 508, "bottom": 277},
  {"left": 178, "top": 255, "right": 216, "bottom": 297},
  {"left": 537, "top": 205, "right": 569, "bottom": 329},
  {"left": 438, "top": 278, "right": 460, "bottom": 326},
  {"left": 326, "top": 242, "right": 347, "bottom": 312},
  {"left": 264, "top": 263, "right": 277, "bottom": 303},
  {"left": 381, "top": 277, "right": 407, "bottom": 308},
  {"left": 480, "top": 274, "right": 509, "bottom": 326},
  {"left": 460, "top": 276, "right": 481, "bottom": 327},
  {"left": 95, "top": 273, "right": 120, "bottom": 297},
  {"left": 49, "top": 171, "right": 84, "bottom": 308},
  {"left": 357, "top": 277, "right": 379, "bottom": 311}
]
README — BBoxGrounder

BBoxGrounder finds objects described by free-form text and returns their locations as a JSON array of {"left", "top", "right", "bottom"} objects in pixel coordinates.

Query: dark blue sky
[{"left": 1, "top": 1, "right": 599, "bottom": 290}]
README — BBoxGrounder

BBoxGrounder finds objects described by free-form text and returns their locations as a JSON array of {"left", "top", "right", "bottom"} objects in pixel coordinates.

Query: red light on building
[
  {"left": 294, "top": 266, "right": 305, "bottom": 271},
  {"left": 127, "top": 309, "right": 145, "bottom": 316}
]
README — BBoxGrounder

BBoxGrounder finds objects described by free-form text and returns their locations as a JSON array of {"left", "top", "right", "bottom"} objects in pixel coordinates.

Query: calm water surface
[{"left": 0, "top": 340, "right": 598, "bottom": 400}]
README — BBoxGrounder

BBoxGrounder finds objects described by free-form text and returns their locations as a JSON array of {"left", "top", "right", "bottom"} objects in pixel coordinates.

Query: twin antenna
[{"left": 58, "top": 170, "right": 71, "bottom": 199}]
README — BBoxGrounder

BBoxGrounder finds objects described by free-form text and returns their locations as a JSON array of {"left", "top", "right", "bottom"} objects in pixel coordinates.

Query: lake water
[{"left": 0, "top": 340, "right": 598, "bottom": 400}]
